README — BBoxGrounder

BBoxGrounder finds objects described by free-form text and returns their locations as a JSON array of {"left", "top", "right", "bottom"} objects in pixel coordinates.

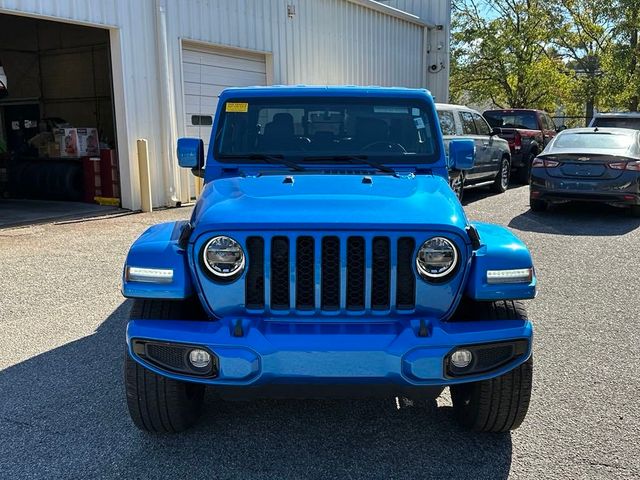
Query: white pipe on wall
[{"left": 155, "top": 0, "right": 180, "bottom": 206}]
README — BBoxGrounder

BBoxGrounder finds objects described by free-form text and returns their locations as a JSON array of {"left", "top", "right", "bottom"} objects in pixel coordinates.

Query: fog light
[
  {"left": 450, "top": 349, "right": 473, "bottom": 368},
  {"left": 188, "top": 349, "right": 211, "bottom": 368}
]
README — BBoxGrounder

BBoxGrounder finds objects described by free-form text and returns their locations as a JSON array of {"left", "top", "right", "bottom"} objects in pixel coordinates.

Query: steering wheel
[{"left": 361, "top": 141, "right": 407, "bottom": 153}]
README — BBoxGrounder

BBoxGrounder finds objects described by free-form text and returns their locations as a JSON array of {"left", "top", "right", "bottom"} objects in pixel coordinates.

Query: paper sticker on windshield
[
  {"left": 226, "top": 102, "right": 248, "bottom": 113},
  {"left": 373, "top": 106, "right": 408, "bottom": 114},
  {"left": 413, "top": 117, "right": 425, "bottom": 129}
]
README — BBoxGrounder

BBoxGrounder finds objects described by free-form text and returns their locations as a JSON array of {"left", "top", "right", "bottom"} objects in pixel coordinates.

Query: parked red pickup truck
[{"left": 483, "top": 109, "right": 559, "bottom": 183}]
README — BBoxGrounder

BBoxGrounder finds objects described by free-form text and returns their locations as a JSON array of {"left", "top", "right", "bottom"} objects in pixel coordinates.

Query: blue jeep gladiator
[{"left": 122, "top": 86, "right": 536, "bottom": 433}]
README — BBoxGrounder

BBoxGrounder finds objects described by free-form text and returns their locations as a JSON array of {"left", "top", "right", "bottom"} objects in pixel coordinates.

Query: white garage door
[{"left": 182, "top": 45, "right": 267, "bottom": 153}]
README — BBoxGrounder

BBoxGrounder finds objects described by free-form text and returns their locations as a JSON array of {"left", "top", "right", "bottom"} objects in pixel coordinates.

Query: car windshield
[
  {"left": 553, "top": 132, "right": 636, "bottom": 151},
  {"left": 484, "top": 111, "right": 538, "bottom": 130},
  {"left": 592, "top": 118, "right": 640, "bottom": 130},
  {"left": 214, "top": 97, "right": 439, "bottom": 164}
]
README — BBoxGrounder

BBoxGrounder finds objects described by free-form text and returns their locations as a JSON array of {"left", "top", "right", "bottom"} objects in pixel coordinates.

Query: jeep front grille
[{"left": 244, "top": 234, "right": 416, "bottom": 314}]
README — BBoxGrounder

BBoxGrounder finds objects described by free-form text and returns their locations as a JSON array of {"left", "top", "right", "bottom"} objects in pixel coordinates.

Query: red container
[
  {"left": 99, "top": 149, "right": 120, "bottom": 199},
  {"left": 82, "top": 156, "right": 102, "bottom": 203}
]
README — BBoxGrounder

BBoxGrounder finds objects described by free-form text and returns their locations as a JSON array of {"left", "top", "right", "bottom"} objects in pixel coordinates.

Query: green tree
[
  {"left": 450, "top": 0, "right": 571, "bottom": 110},
  {"left": 601, "top": 0, "right": 640, "bottom": 111},
  {"left": 552, "top": 0, "right": 613, "bottom": 120}
]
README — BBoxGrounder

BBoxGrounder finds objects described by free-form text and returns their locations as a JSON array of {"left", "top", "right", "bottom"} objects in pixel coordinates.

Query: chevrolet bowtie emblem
[{"left": 577, "top": 157, "right": 590, "bottom": 161}]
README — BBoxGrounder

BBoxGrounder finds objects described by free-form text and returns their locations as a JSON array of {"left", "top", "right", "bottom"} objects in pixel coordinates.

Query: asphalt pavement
[{"left": 0, "top": 186, "right": 638, "bottom": 479}]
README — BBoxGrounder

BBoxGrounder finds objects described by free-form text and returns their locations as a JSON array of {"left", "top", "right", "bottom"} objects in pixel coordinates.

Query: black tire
[
  {"left": 450, "top": 172, "right": 465, "bottom": 201},
  {"left": 124, "top": 299, "right": 206, "bottom": 433},
  {"left": 490, "top": 156, "right": 510, "bottom": 193},
  {"left": 450, "top": 300, "right": 533, "bottom": 432},
  {"left": 516, "top": 152, "right": 535, "bottom": 184},
  {"left": 530, "top": 197, "right": 548, "bottom": 212}
]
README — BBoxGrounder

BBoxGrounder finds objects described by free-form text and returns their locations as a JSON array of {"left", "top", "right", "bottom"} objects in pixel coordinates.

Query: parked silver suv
[{"left": 436, "top": 103, "right": 511, "bottom": 200}]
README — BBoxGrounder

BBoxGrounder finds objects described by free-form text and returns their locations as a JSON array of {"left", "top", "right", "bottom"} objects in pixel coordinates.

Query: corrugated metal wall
[
  {"left": 379, "top": 0, "right": 451, "bottom": 102},
  {"left": 167, "top": 0, "right": 424, "bottom": 87},
  {"left": 0, "top": 0, "right": 450, "bottom": 210}
]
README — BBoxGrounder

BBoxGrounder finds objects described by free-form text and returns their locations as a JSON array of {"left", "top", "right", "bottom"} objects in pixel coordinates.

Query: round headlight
[
  {"left": 416, "top": 237, "right": 458, "bottom": 279},
  {"left": 202, "top": 236, "right": 245, "bottom": 278}
]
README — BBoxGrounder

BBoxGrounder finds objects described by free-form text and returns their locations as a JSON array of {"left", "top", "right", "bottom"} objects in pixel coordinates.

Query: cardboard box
[
  {"left": 37, "top": 145, "right": 49, "bottom": 157},
  {"left": 78, "top": 128, "right": 100, "bottom": 156},
  {"left": 47, "top": 142, "right": 61, "bottom": 157},
  {"left": 55, "top": 128, "right": 79, "bottom": 157},
  {"left": 54, "top": 128, "right": 99, "bottom": 157}
]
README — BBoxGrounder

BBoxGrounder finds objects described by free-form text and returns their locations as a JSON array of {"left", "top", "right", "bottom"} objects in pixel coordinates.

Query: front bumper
[{"left": 127, "top": 316, "right": 533, "bottom": 388}]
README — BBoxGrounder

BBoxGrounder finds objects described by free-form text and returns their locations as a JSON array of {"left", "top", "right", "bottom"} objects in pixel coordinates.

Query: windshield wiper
[
  {"left": 302, "top": 154, "right": 396, "bottom": 174},
  {"left": 218, "top": 154, "right": 307, "bottom": 172}
]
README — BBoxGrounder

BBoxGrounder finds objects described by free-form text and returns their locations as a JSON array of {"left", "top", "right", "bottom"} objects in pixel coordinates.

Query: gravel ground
[{"left": 0, "top": 185, "right": 638, "bottom": 479}]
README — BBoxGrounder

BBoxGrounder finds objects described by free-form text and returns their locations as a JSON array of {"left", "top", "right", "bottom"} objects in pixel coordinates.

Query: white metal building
[{"left": 0, "top": 0, "right": 451, "bottom": 212}]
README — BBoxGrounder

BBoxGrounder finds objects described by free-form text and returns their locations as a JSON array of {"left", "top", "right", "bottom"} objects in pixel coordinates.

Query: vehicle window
[
  {"left": 257, "top": 108, "right": 306, "bottom": 135},
  {"left": 592, "top": 118, "right": 640, "bottom": 130},
  {"left": 554, "top": 132, "right": 635, "bottom": 151},
  {"left": 472, "top": 113, "right": 491, "bottom": 135},
  {"left": 460, "top": 112, "right": 477, "bottom": 135},
  {"left": 215, "top": 97, "right": 440, "bottom": 163},
  {"left": 546, "top": 115, "right": 557, "bottom": 130},
  {"left": 484, "top": 111, "right": 539, "bottom": 130},
  {"left": 437, "top": 110, "right": 457, "bottom": 136}
]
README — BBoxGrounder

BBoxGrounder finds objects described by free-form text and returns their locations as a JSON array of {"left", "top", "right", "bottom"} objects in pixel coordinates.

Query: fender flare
[
  {"left": 465, "top": 222, "right": 536, "bottom": 301},
  {"left": 122, "top": 221, "right": 194, "bottom": 299}
]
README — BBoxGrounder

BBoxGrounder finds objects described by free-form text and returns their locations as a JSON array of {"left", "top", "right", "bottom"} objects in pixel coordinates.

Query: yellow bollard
[{"left": 136, "top": 139, "right": 152, "bottom": 212}]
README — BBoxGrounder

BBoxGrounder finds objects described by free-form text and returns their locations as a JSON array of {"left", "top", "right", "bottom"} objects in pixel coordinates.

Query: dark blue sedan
[{"left": 530, "top": 128, "right": 640, "bottom": 217}]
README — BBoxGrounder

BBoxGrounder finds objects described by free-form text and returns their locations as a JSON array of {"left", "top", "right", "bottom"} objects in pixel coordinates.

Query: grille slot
[
  {"left": 295, "top": 236, "right": 315, "bottom": 310},
  {"left": 321, "top": 236, "right": 341, "bottom": 311},
  {"left": 243, "top": 234, "right": 417, "bottom": 313},
  {"left": 245, "top": 237, "right": 265, "bottom": 309},
  {"left": 270, "top": 236, "right": 290, "bottom": 310},
  {"left": 371, "top": 237, "right": 390, "bottom": 310},
  {"left": 396, "top": 237, "right": 416, "bottom": 310},
  {"left": 346, "top": 237, "right": 366, "bottom": 310}
]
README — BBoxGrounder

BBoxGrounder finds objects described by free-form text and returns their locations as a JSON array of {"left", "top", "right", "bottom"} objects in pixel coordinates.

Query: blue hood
[{"left": 190, "top": 173, "right": 469, "bottom": 237}]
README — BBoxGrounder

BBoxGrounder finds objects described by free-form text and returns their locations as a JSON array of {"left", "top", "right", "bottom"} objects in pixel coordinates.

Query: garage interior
[{"left": 0, "top": 14, "right": 121, "bottom": 228}]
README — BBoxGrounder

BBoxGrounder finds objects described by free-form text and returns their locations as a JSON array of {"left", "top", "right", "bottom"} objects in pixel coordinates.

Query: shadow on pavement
[
  {"left": 1, "top": 301, "right": 513, "bottom": 479},
  {"left": 509, "top": 202, "right": 640, "bottom": 236},
  {"left": 461, "top": 187, "right": 497, "bottom": 206},
  {"left": 0, "top": 199, "right": 125, "bottom": 229},
  {"left": 461, "top": 184, "right": 522, "bottom": 206}
]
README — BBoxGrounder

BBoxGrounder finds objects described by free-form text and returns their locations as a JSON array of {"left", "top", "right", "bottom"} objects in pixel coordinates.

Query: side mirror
[
  {"left": 490, "top": 127, "right": 503, "bottom": 136},
  {"left": 449, "top": 139, "right": 475, "bottom": 170},
  {"left": 177, "top": 137, "right": 204, "bottom": 170}
]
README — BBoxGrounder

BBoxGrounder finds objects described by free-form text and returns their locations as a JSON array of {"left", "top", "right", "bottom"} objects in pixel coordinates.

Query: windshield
[
  {"left": 214, "top": 97, "right": 439, "bottom": 164},
  {"left": 484, "top": 111, "right": 538, "bottom": 130},
  {"left": 554, "top": 132, "right": 636, "bottom": 151},
  {"left": 592, "top": 118, "right": 640, "bottom": 130}
]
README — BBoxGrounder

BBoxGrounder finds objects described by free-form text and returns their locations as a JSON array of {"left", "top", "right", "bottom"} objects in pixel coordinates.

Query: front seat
[{"left": 261, "top": 113, "right": 297, "bottom": 150}]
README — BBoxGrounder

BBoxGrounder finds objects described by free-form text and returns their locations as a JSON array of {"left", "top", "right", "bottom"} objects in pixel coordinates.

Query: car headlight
[
  {"left": 202, "top": 236, "right": 245, "bottom": 279},
  {"left": 416, "top": 237, "right": 458, "bottom": 280}
]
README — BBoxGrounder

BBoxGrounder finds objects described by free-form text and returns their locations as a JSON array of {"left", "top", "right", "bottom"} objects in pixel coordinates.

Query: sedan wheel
[{"left": 491, "top": 157, "right": 510, "bottom": 193}]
